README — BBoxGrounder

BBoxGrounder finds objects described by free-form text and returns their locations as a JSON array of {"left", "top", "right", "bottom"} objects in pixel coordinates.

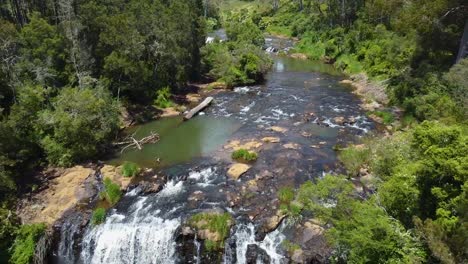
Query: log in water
[{"left": 184, "top": 97, "right": 214, "bottom": 120}]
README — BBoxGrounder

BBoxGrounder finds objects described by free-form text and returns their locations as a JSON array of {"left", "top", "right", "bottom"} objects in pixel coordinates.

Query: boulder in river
[
  {"left": 138, "top": 181, "right": 162, "bottom": 194},
  {"left": 283, "top": 143, "right": 301, "bottom": 150},
  {"left": 246, "top": 244, "right": 271, "bottom": 264},
  {"left": 227, "top": 163, "right": 251, "bottom": 180},
  {"left": 269, "top": 126, "right": 288, "bottom": 133},
  {"left": 333, "top": 116, "right": 345, "bottom": 126}
]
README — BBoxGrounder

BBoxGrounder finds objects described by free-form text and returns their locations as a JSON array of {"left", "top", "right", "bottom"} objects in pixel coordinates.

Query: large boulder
[
  {"left": 227, "top": 163, "right": 251, "bottom": 180},
  {"left": 246, "top": 244, "right": 271, "bottom": 264}
]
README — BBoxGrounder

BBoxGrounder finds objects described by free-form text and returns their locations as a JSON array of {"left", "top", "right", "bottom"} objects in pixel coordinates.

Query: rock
[
  {"left": 360, "top": 173, "right": 376, "bottom": 191},
  {"left": 227, "top": 164, "right": 251, "bottom": 180},
  {"left": 291, "top": 249, "right": 305, "bottom": 263},
  {"left": 255, "top": 170, "right": 273, "bottom": 180},
  {"left": 333, "top": 116, "right": 345, "bottom": 125},
  {"left": 181, "top": 226, "right": 194, "bottom": 236},
  {"left": 261, "top": 137, "right": 280, "bottom": 143},
  {"left": 348, "top": 116, "right": 357, "bottom": 124},
  {"left": 206, "top": 81, "right": 228, "bottom": 90},
  {"left": 188, "top": 190, "right": 205, "bottom": 202},
  {"left": 139, "top": 181, "right": 162, "bottom": 194},
  {"left": 362, "top": 101, "right": 381, "bottom": 112},
  {"left": 289, "top": 53, "right": 308, "bottom": 60},
  {"left": 246, "top": 244, "right": 271, "bottom": 264},
  {"left": 269, "top": 126, "right": 288, "bottom": 133},
  {"left": 186, "top": 93, "right": 201, "bottom": 103},
  {"left": 310, "top": 145, "right": 320, "bottom": 149},
  {"left": 262, "top": 211, "right": 286, "bottom": 234},
  {"left": 340, "top": 79, "right": 353, "bottom": 85},
  {"left": 18, "top": 166, "right": 96, "bottom": 225},
  {"left": 283, "top": 143, "right": 300, "bottom": 150},
  {"left": 301, "top": 131, "right": 312, "bottom": 137},
  {"left": 302, "top": 220, "right": 324, "bottom": 244},
  {"left": 224, "top": 140, "right": 262, "bottom": 151},
  {"left": 246, "top": 180, "right": 259, "bottom": 192},
  {"left": 161, "top": 107, "right": 181, "bottom": 117},
  {"left": 100, "top": 165, "right": 132, "bottom": 191},
  {"left": 226, "top": 192, "right": 241, "bottom": 207}
]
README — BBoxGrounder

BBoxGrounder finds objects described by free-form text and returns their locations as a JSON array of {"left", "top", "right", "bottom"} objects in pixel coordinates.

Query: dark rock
[
  {"left": 246, "top": 244, "right": 271, "bottom": 264},
  {"left": 138, "top": 181, "right": 162, "bottom": 194}
]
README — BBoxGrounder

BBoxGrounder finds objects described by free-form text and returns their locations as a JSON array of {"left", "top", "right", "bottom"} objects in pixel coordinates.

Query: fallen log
[
  {"left": 114, "top": 131, "right": 160, "bottom": 153},
  {"left": 184, "top": 96, "right": 214, "bottom": 120}
]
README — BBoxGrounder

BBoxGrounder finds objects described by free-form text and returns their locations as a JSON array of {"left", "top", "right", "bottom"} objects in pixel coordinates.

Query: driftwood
[
  {"left": 184, "top": 97, "right": 214, "bottom": 120},
  {"left": 114, "top": 131, "right": 160, "bottom": 153}
]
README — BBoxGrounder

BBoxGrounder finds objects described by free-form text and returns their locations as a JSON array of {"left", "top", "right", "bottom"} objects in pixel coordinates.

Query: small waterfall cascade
[{"left": 224, "top": 223, "right": 287, "bottom": 264}]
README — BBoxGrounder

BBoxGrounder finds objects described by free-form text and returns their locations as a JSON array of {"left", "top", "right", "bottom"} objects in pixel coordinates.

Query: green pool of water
[{"left": 109, "top": 116, "right": 242, "bottom": 168}]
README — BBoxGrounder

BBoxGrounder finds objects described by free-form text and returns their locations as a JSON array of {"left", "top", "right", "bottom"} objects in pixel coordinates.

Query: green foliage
[
  {"left": 282, "top": 240, "right": 300, "bottom": 254},
  {"left": 231, "top": 149, "right": 258, "bottom": 162},
  {"left": 154, "top": 87, "right": 174, "bottom": 109},
  {"left": 91, "top": 208, "right": 106, "bottom": 225},
  {"left": 338, "top": 146, "right": 371, "bottom": 177},
  {"left": 368, "top": 110, "right": 395, "bottom": 124},
  {"left": 443, "top": 58, "right": 468, "bottom": 119},
  {"left": 100, "top": 178, "right": 122, "bottom": 206},
  {"left": 121, "top": 162, "right": 139, "bottom": 178},
  {"left": 9, "top": 223, "right": 46, "bottom": 264},
  {"left": 0, "top": 206, "right": 18, "bottom": 263},
  {"left": 225, "top": 19, "right": 264, "bottom": 46},
  {"left": 201, "top": 42, "right": 272, "bottom": 87},
  {"left": 189, "top": 213, "right": 233, "bottom": 251},
  {"left": 277, "top": 187, "right": 294, "bottom": 205},
  {"left": 39, "top": 87, "right": 120, "bottom": 166}
]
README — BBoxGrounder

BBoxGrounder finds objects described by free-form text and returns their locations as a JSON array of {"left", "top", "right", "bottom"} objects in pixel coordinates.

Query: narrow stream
[{"left": 54, "top": 34, "right": 373, "bottom": 264}]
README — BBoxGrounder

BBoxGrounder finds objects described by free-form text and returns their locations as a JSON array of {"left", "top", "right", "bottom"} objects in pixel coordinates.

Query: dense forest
[{"left": 0, "top": 0, "right": 467, "bottom": 263}]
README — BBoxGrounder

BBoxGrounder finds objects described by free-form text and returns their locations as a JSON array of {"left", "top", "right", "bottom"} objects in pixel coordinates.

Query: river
[{"left": 53, "top": 34, "right": 373, "bottom": 264}]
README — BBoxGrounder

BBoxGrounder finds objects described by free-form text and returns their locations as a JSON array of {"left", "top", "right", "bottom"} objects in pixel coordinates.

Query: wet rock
[
  {"left": 227, "top": 163, "right": 251, "bottom": 180},
  {"left": 181, "top": 226, "right": 195, "bottom": 236},
  {"left": 258, "top": 211, "right": 286, "bottom": 240},
  {"left": 333, "top": 116, "right": 345, "bottom": 126},
  {"left": 268, "top": 126, "right": 288, "bottom": 133},
  {"left": 261, "top": 137, "right": 280, "bottom": 143},
  {"left": 348, "top": 116, "right": 357, "bottom": 124},
  {"left": 246, "top": 180, "right": 259, "bottom": 192},
  {"left": 301, "top": 131, "right": 312, "bottom": 137},
  {"left": 138, "top": 181, "right": 162, "bottom": 194},
  {"left": 246, "top": 244, "right": 271, "bottom": 264},
  {"left": 188, "top": 191, "right": 205, "bottom": 202},
  {"left": 100, "top": 165, "right": 132, "bottom": 191},
  {"left": 255, "top": 170, "right": 273, "bottom": 181},
  {"left": 226, "top": 191, "right": 241, "bottom": 207},
  {"left": 283, "top": 143, "right": 300, "bottom": 150}
]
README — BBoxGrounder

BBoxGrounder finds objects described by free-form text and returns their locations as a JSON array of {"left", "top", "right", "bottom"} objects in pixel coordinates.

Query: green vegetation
[
  {"left": 121, "top": 162, "right": 140, "bottom": 178},
  {"left": 154, "top": 87, "right": 174, "bottom": 109},
  {"left": 189, "top": 212, "right": 233, "bottom": 251},
  {"left": 9, "top": 223, "right": 46, "bottom": 264},
  {"left": 91, "top": 208, "right": 106, "bottom": 225},
  {"left": 231, "top": 149, "right": 258, "bottom": 162},
  {"left": 277, "top": 187, "right": 294, "bottom": 204},
  {"left": 282, "top": 240, "right": 301, "bottom": 254},
  {"left": 368, "top": 110, "right": 395, "bottom": 125},
  {"left": 338, "top": 146, "right": 371, "bottom": 177},
  {"left": 100, "top": 178, "right": 122, "bottom": 206}
]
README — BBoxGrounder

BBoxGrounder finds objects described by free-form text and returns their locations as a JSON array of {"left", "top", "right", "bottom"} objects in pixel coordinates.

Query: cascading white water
[
  {"left": 226, "top": 223, "right": 287, "bottom": 264},
  {"left": 80, "top": 183, "right": 183, "bottom": 264}
]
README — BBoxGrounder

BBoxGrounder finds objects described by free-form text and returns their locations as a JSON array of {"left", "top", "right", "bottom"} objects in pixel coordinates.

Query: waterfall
[
  {"left": 80, "top": 188, "right": 182, "bottom": 264},
  {"left": 225, "top": 223, "right": 286, "bottom": 264}
]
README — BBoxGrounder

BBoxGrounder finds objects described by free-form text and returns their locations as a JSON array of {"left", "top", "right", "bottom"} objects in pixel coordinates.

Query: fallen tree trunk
[
  {"left": 114, "top": 131, "right": 160, "bottom": 153},
  {"left": 184, "top": 96, "right": 214, "bottom": 120}
]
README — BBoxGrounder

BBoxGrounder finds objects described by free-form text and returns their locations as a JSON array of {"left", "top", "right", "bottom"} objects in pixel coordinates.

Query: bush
[
  {"left": 9, "top": 224, "right": 46, "bottom": 264},
  {"left": 91, "top": 208, "right": 106, "bottom": 225},
  {"left": 154, "top": 87, "right": 174, "bottom": 109},
  {"left": 121, "top": 161, "right": 139, "bottom": 178},
  {"left": 338, "top": 146, "right": 371, "bottom": 177},
  {"left": 368, "top": 110, "right": 395, "bottom": 124},
  {"left": 100, "top": 177, "right": 122, "bottom": 206},
  {"left": 231, "top": 149, "right": 258, "bottom": 162},
  {"left": 278, "top": 187, "right": 294, "bottom": 205}
]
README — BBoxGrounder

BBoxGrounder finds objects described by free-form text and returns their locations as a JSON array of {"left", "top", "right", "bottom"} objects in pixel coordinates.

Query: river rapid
[{"left": 53, "top": 34, "right": 373, "bottom": 264}]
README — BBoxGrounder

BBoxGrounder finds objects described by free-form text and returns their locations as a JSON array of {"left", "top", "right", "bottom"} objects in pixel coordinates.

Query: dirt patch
[
  {"left": 223, "top": 139, "right": 263, "bottom": 151},
  {"left": 340, "top": 73, "right": 388, "bottom": 110},
  {"left": 17, "top": 166, "right": 97, "bottom": 225}
]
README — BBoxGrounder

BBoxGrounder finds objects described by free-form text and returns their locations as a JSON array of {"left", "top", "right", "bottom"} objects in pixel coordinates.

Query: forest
[{"left": 0, "top": 0, "right": 467, "bottom": 263}]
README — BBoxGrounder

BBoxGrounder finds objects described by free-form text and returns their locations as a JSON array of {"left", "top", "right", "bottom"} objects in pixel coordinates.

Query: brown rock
[
  {"left": 283, "top": 143, "right": 300, "bottom": 150},
  {"left": 227, "top": 164, "right": 251, "bottom": 180},
  {"left": 291, "top": 249, "right": 305, "bottom": 264},
  {"left": 261, "top": 137, "right": 280, "bottom": 143},
  {"left": 289, "top": 53, "right": 308, "bottom": 60},
  {"left": 101, "top": 165, "right": 132, "bottom": 191},
  {"left": 333, "top": 116, "right": 345, "bottom": 125},
  {"left": 269, "top": 126, "right": 288, "bottom": 133}
]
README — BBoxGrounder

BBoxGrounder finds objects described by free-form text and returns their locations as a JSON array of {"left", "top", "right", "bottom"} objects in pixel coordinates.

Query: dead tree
[{"left": 114, "top": 131, "right": 160, "bottom": 153}]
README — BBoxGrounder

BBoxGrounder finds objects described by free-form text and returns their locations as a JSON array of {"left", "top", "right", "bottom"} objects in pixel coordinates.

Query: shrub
[
  {"left": 100, "top": 177, "right": 122, "bottom": 205},
  {"left": 338, "top": 146, "right": 371, "bottom": 177},
  {"left": 278, "top": 187, "right": 294, "bottom": 205},
  {"left": 91, "top": 208, "right": 106, "bottom": 225},
  {"left": 231, "top": 149, "right": 258, "bottom": 162},
  {"left": 368, "top": 110, "right": 395, "bottom": 124},
  {"left": 154, "top": 87, "right": 174, "bottom": 109},
  {"left": 121, "top": 161, "right": 139, "bottom": 178},
  {"left": 9, "top": 224, "right": 46, "bottom": 264}
]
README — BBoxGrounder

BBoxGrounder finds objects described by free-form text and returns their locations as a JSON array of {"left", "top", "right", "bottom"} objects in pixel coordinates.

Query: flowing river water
[{"left": 53, "top": 34, "right": 374, "bottom": 264}]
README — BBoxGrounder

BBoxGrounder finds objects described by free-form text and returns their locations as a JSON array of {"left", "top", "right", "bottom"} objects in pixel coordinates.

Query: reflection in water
[{"left": 110, "top": 116, "right": 241, "bottom": 168}]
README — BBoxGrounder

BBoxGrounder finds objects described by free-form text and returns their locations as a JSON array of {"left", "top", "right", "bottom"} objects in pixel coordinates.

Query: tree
[{"left": 39, "top": 86, "right": 120, "bottom": 166}]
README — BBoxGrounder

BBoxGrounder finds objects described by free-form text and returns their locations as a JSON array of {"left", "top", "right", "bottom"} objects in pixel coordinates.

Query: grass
[
  {"left": 121, "top": 161, "right": 139, "bottom": 178},
  {"left": 91, "top": 208, "right": 106, "bottom": 225},
  {"left": 282, "top": 240, "right": 301, "bottom": 254},
  {"left": 266, "top": 25, "right": 293, "bottom": 37},
  {"left": 368, "top": 110, "right": 395, "bottom": 125},
  {"left": 189, "top": 212, "right": 233, "bottom": 251},
  {"left": 278, "top": 187, "right": 294, "bottom": 205},
  {"left": 231, "top": 149, "right": 258, "bottom": 162},
  {"left": 100, "top": 177, "right": 122, "bottom": 206},
  {"left": 338, "top": 146, "right": 371, "bottom": 177}
]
